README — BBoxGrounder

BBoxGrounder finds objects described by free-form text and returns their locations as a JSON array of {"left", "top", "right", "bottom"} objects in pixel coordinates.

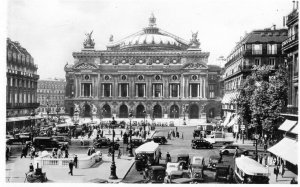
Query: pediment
[
  {"left": 74, "top": 62, "right": 98, "bottom": 70},
  {"left": 183, "top": 63, "right": 208, "bottom": 70}
]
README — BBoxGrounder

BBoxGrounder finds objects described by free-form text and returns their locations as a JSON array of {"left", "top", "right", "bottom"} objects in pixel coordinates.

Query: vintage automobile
[
  {"left": 219, "top": 145, "right": 249, "bottom": 155},
  {"left": 177, "top": 153, "right": 190, "bottom": 170},
  {"left": 135, "top": 142, "right": 160, "bottom": 171},
  {"left": 193, "top": 129, "right": 205, "bottom": 138},
  {"left": 130, "top": 138, "right": 144, "bottom": 148},
  {"left": 52, "top": 136, "right": 71, "bottom": 146},
  {"left": 93, "top": 137, "right": 110, "bottom": 148},
  {"left": 190, "top": 156, "right": 205, "bottom": 182},
  {"left": 208, "top": 155, "right": 221, "bottom": 170},
  {"left": 166, "top": 162, "right": 181, "bottom": 176},
  {"left": 164, "top": 170, "right": 191, "bottom": 183},
  {"left": 30, "top": 137, "right": 61, "bottom": 150},
  {"left": 215, "top": 164, "right": 230, "bottom": 182},
  {"left": 6, "top": 135, "right": 15, "bottom": 145},
  {"left": 143, "top": 166, "right": 166, "bottom": 183},
  {"left": 135, "top": 153, "right": 148, "bottom": 171},
  {"left": 191, "top": 139, "right": 213, "bottom": 149},
  {"left": 152, "top": 136, "right": 168, "bottom": 145}
]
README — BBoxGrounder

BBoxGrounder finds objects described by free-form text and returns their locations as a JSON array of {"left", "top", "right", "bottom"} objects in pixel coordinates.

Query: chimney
[
  {"left": 297, "top": 1, "right": 299, "bottom": 9},
  {"left": 283, "top": 16, "right": 286, "bottom": 27},
  {"left": 293, "top": 0, "right": 295, "bottom": 10},
  {"left": 273, "top": 24, "right": 276, "bottom": 30}
]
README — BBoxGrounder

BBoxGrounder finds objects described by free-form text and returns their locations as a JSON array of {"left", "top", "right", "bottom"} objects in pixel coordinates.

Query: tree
[{"left": 236, "top": 65, "right": 288, "bottom": 136}]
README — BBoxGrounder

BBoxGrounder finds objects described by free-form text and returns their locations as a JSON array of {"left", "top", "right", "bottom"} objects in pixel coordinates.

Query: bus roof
[
  {"left": 235, "top": 155, "right": 269, "bottom": 176},
  {"left": 135, "top": 141, "right": 159, "bottom": 154}
]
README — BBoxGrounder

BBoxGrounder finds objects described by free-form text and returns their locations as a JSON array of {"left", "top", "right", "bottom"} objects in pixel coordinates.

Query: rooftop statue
[
  {"left": 83, "top": 31, "right": 95, "bottom": 48},
  {"left": 92, "top": 104, "right": 97, "bottom": 114},
  {"left": 74, "top": 103, "right": 80, "bottom": 113},
  {"left": 189, "top": 31, "right": 200, "bottom": 48},
  {"left": 109, "top": 35, "right": 114, "bottom": 42}
]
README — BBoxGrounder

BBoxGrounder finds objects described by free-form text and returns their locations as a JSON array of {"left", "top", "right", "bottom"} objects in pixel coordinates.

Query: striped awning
[
  {"left": 221, "top": 92, "right": 240, "bottom": 104},
  {"left": 227, "top": 115, "right": 240, "bottom": 127},
  {"left": 222, "top": 113, "right": 233, "bottom": 127}
]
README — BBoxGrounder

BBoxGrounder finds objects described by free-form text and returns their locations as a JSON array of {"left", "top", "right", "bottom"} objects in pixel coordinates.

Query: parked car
[
  {"left": 166, "top": 162, "right": 181, "bottom": 176},
  {"left": 190, "top": 156, "right": 205, "bottom": 182},
  {"left": 6, "top": 135, "right": 15, "bottom": 145},
  {"left": 191, "top": 139, "right": 213, "bottom": 149},
  {"left": 164, "top": 170, "right": 190, "bottom": 183},
  {"left": 52, "top": 136, "right": 71, "bottom": 145},
  {"left": 143, "top": 166, "right": 166, "bottom": 183},
  {"left": 219, "top": 145, "right": 249, "bottom": 155},
  {"left": 208, "top": 155, "right": 221, "bottom": 170},
  {"left": 215, "top": 164, "right": 230, "bottom": 182},
  {"left": 177, "top": 153, "right": 190, "bottom": 170},
  {"left": 152, "top": 136, "right": 168, "bottom": 145}
]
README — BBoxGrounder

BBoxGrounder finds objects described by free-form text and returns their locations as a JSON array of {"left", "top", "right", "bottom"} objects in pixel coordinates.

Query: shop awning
[
  {"left": 226, "top": 115, "right": 240, "bottom": 127},
  {"left": 222, "top": 113, "right": 232, "bottom": 126},
  {"left": 221, "top": 94, "right": 230, "bottom": 104},
  {"left": 278, "top": 120, "right": 297, "bottom": 132},
  {"left": 268, "top": 137, "right": 298, "bottom": 165},
  {"left": 290, "top": 124, "right": 298, "bottom": 134}
]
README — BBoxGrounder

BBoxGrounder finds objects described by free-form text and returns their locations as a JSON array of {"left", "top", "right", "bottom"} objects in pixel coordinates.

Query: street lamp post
[
  {"left": 109, "top": 117, "right": 118, "bottom": 180},
  {"left": 128, "top": 111, "right": 134, "bottom": 157},
  {"left": 30, "top": 110, "right": 35, "bottom": 142},
  {"left": 143, "top": 110, "right": 146, "bottom": 139}
]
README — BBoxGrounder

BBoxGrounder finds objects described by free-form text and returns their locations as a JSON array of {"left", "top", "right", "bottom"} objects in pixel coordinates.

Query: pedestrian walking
[
  {"left": 6, "top": 146, "right": 10, "bottom": 161},
  {"left": 233, "top": 147, "right": 239, "bottom": 158},
  {"left": 21, "top": 146, "right": 27, "bottom": 158},
  {"left": 29, "top": 163, "right": 34, "bottom": 172},
  {"left": 117, "top": 149, "right": 122, "bottom": 159},
  {"left": 290, "top": 178, "right": 297, "bottom": 184},
  {"left": 30, "top": 146, "right": 36, "bottom": 160},
  {"left": 65, "top": 149, "right": 69, "bottom": 158},
  {"left": 121, "top": 130, "right": 123, "bottom": 137},
  {"left": 219, "top": 151, "right": 223, "bottom": 163},
  {"left": 87, "top": 147, "right": 91, "bottom": 156},
  {"left": 274, "top": 165, "right": 279, "bottom": 182},
  {"left": 74, "top": 155, "right": 78, "bottom": 168},
  {"left": 166, "top": 152, "right": 171, "bottom": 163},
  {"left": 68, "top": 161, "right": 74, "bottom": 176},
  {"left": 181, "top": 132, "right": 184, "bottom": 139}
]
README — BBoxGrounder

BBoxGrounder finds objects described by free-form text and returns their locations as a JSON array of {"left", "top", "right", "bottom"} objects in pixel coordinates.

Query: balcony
[
  {"left": 282, "top": 33, "right": 298, "bottom": 52},
  {"left": 281, "top": 106, "right": 298, "bottom": 116},
  {"left": 286, "top": 9, "right": 298, "bottom": 26}
]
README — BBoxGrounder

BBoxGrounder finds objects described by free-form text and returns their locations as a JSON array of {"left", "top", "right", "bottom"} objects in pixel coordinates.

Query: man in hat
[
  {"left": 68, "top": 160, "right": 74, "bottom": 176},
  {"left": 73, "top": 155, "right": 78, "bottom": 168}
]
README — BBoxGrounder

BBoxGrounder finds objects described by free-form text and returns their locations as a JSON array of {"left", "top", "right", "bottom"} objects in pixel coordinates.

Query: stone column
[
  {"left": 177, "top": 84, "right": 180, "bottom": 98},
  {"left": 89, "top": 83, "right": 92, "bottom": 97},
  {"left": 126, "top": 84, "right": 129, "bottom": 97},
  {"left": 109, "top": 84, "right": 112, "bottom": 97},
  {"left": 189, "top": 84, "right": 191, "bottom": 98},
  {"left": 169, "top": 84, "right": 172, "bottom": 98},
  {"left": 143, "top": 84, "right": 146, "bottom": 97},
  {"left": 197, "top": 84, "right": 199, "bottom": 97}
]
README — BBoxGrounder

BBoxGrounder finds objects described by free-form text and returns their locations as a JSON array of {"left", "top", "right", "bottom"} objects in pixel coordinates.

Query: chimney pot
[{"left": 293, "top": 0, "right": 295, "bottom": 10}]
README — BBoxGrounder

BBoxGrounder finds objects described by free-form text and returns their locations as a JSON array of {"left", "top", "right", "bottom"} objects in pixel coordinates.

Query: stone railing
[{"left": 34, "top": 151, "right": 102, "bottom": 169}]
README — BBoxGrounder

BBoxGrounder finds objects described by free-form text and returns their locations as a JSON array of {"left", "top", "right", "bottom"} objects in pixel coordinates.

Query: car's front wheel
[{"left": 223, "top": 150, "right": 229, "bottom": 155}]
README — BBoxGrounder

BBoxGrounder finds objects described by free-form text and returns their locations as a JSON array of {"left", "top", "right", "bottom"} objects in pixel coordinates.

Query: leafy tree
[{"left": 236, "top": 65, "right": 288, "bottom": 136}]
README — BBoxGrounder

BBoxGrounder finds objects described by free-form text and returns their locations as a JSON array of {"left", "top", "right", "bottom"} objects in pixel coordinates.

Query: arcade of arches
[{"left": 71, "top": 102, "right": 219, "bottom": 120}]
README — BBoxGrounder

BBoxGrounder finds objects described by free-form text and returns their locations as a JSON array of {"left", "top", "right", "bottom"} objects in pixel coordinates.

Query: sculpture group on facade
[
  {"left": 83, "top": 31, "right": 95, "bottom": 48},
  {"left": 189, "top": 31, "right": 201, "bottom": 48}
]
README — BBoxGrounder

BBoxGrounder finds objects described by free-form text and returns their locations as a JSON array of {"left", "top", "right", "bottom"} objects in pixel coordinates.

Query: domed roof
[{"left": 107, "top": 14, "right": 189, "bottom": 51}]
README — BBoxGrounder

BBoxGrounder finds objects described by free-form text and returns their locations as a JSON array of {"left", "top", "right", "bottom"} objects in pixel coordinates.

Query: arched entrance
[
  {"left": 189, "top": 104, "right": 199, "bottom": 119},
  {"left": 136, "top": 104, "right": 145, "bottom": 118},
  {"left": 170, "top": 105, "right": 179, "bottom": 118},
  {"left": 153, "top": 104, "right": 162, "bottom": 118},
  {"left": 102, "top": 104, "right": 111, "bottom": 118},
  {"left": 119, "top": 104, "right": 128, "bottom": 118},
  {"left": 84, "top": 103, "right": 91, "bottom": 117},
  {"left": 208, "top": 108, "right": 215, "bottom": 118}
]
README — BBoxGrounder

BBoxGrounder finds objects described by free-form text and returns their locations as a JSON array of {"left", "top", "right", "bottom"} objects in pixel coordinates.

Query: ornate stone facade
[{"left": 64, "top": 15, "right": 222, "bottom": 122}]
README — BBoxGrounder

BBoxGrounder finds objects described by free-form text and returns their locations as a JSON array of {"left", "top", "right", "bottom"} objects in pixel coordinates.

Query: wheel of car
[
  {"left": 223, "top": 150, "right": 229, "bottom": 155},
  {"left": 210, "top": 145, "right": 213, "bottom": 149},
  {"left": 157, "top": 175, "right": 163, "bottom": 181},
  {"left": 243, "top": 151, "right": 248, "bottom": 156}
]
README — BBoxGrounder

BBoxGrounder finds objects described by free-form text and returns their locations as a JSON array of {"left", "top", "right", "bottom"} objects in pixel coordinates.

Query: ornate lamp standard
[
  {"left": 128, "top": 110, "right": 134, "bottom": 157},
  {"left": 109, "top": 117, "right": 118, "bottom": 179},
  {"left": 30, "top": 110, "right": 35, "bottom": 142},
  {"left": 56, "top": 103, "right": 60, "bottom": 121},
  {"left": 183, "top": 104, "right": 188, "bottom": 125},
  {"left": 143, "top": 110, "right": 147, "bottom": 139}
]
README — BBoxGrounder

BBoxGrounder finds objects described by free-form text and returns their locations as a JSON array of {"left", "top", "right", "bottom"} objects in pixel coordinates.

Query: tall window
[
  {"left": 294, "top": 54, "right": 298, "bottom": 75},
  {"left": 136, "top": 84, "right": 145, "bottom": 97},
  {"left": 254, "top": 58, "right": 261, "bottom": 66},
  {"left": 252, "top": 44, "right": 262, "bottom": 55},
  {"left": 268, "top": 58, "right": 275, "bottom": 66},
  {"left": 103, "top": 84, "right": 111, "bottom": 97},
  {"left": 209, "top": 85, "right": 215, "bottom": 98},
  {"left": 119, "top": 83, "right": 128, "bottom": 97},
  {"left": 189, "top": 84, "right": 199, "bottom": 97},
  {"left": 153, "top": 84, "right": 163, "bottom": 97},
  {"left": 170, "top": 84, "right": 179, "bottom": 97},
  {"left": 81, "top": 83, "right": 92, "bottom": 97},
  {"left": 267, "top": 44, "right": 277, "bottom": 54}
]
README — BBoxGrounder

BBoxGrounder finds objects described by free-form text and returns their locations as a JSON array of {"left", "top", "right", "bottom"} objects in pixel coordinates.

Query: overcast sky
[{"left": 7, "top": 0, "right": 293, "bottom": 79}]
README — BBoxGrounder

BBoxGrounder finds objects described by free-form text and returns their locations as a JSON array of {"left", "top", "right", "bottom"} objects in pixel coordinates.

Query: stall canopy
[
  {"left": 278, "top": 120, "right": 297, "bottom": 132},
  {"left": 6, "top": 116, "right": 43, "bottom": 122},
  {"left": 222, "top": 113, "right": 232, "bottom": 127},
  {"left": 235, "top": 155, "right": 269, "bottom": 176},
  {"left": 268, "top": 137, "right": 298, "bottom": 165},
  {"left": 226, "top": 115, "right": 240, "bottom": 127},
  {"left": 290, "top": 124, "right": 298, "bottom": 134}
]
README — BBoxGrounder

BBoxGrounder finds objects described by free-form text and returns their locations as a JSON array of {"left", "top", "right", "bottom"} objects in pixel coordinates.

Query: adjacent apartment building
[{"left": 6, "top": 38, "right": 39, "bottom": 130}]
